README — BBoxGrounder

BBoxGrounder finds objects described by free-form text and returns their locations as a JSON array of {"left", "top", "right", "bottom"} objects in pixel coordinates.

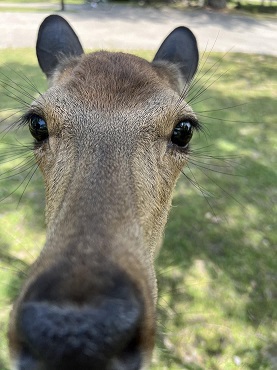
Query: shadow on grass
[
  {"left": 155, "top": 155, "right": 276, "bottom": 367},
  {"left": 156, "top": 176, "right": 275, "bottom": 368}
]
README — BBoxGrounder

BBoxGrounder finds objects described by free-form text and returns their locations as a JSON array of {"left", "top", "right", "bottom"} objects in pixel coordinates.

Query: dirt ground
[{"left": 0, "top": 3, "right": 276, "bottom": 55}]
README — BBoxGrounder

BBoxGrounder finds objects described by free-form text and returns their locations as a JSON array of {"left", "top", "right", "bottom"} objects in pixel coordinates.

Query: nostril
[{"left": 17, "top": 297, "right": 142, "bottom": 369}]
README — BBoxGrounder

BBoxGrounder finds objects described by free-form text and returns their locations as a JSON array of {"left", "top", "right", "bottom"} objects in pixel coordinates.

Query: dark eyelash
[
  {"left": 176, "top": 116, "right": 202, "bottom": 132},
  {"left": 20, "top": 111, "right": 44, "bottom": 127},
  {"left": 18, "top": 113, "right": 31, "bottom": 127},
  {"left": 192, "top": 119, "right": 202, "bottom": 132}
]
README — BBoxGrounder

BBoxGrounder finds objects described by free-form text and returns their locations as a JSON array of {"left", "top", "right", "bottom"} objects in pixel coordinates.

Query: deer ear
[
  {"left": 153, "top": 27, "right": 199, "bottom": 84},
  {"left": 36, "top": 15, "right": 84, "bottom": 78}
]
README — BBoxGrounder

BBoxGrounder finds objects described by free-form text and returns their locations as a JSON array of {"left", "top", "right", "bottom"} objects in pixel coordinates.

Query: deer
[{"left": 8, "top": 14, "right": 200, "bottom": 370}]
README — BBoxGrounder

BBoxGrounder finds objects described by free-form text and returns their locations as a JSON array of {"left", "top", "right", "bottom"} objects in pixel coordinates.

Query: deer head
[{"left": 8, "top": 15, "right": 199, "bottom": 370}]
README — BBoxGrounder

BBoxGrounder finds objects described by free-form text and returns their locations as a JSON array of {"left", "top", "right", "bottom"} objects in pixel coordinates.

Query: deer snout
[
  {"left": 18, "top": 300, "right": 141, "bottom": 370},
  {"left": 11, "top": 262, "right": 149, "bottom": 370}
]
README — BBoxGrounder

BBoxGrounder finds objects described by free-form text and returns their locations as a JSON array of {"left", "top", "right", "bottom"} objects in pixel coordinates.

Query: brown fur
[{"left": 9, "top": 50, "right": 197, "bottom": 369}]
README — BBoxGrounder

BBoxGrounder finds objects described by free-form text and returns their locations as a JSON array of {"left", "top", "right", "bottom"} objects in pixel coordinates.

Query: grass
[
  {"left": 228, "top": 0, "right": 277, "bottom": 14},
  {"left": 0, "top": 48, "right": 276, "bottom": 369}
]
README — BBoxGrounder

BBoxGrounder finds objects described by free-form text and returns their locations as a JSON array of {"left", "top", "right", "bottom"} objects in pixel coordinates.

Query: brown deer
[{"left": 8, "top": 15, "right": 199, "bottom": 370}]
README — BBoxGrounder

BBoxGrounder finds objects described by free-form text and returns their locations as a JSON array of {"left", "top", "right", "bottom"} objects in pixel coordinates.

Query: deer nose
[{"left": 16, "top": 267, "right": 143, "bottom": 370}]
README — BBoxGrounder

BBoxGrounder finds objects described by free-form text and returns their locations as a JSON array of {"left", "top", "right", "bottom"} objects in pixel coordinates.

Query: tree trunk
[
  {"left": 61, "top": 0, "right": 65, "bottom": 11},
  {"left": 206, "top": 0, "right": 227, "bottom": 9}
]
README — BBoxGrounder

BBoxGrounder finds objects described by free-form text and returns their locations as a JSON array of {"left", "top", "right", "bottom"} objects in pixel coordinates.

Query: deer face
[{"left": 8, "top": 16, "right": 199, "bottom": 370}]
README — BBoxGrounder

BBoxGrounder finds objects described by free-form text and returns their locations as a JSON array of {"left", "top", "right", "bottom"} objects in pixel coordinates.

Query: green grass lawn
[{"left": 0, "top": 48, "right": 276, "bottom": 369}]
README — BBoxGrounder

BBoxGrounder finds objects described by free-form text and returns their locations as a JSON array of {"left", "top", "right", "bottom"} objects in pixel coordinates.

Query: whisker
[
  {"left": 0, "top": 157, "right": 35, "bottom": 179},
  {"left": 187, "top": 69, "right": 230, "bottom": 106},
  {"left": 1, "top": 91, "right": 29, "bottom": 109},
  {"left": 188, "top": 159, "right": 241, "bottom": 176},
  {"left": 0, "top": 111, "right": 23, "bottom": 131},
  {"left": 197, "top": 113, "right": 255, "bottom": 124},
  {"left": 197, "top": 102, "right": 246, "bottom": 114},
  {"left": 190, "top": 161, "right": 245, "bottom": 210},
  {"left": 2, "top": 86, "right": 31, "bottom": 105},
  {"left": 178, "top": 35, "right": 221, "bottom": 105},
  {"left": 0, "top": 265, "right": 28, "bottom": 278},
  {"left": 3, "top": 65, "right": 43, "bottom": 98},
  {"left": 190, "top": 150, "right": 241, "bottom": 160},
  {"left": 180, "top": 167, "right": 214, "bottom": 198},
  {"left": 0, "top": 72, "right": 38, "bottom": 102},
  {"left": 186, "top": 163, "right": 218, "bottom": 218},
  {"left": 17, "top": 161, "right": 40, "bottom": 207},
  {"left": 172, "top": 39, "right": 219, "bottom": 115},
  {"left": 0, "top": 160, "right": 38, "bottom": 204},
  {"left": 0, "top": 152, "right": 33, "bottom": 164},
  {"left": 188, "top": 46, "right": 233, "bottom": 102}
]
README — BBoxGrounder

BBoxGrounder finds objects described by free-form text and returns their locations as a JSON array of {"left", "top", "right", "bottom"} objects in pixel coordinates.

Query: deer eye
[
  {"left": 28, "top": 114, "right": 48, "bottom": 142},
  {"left": 171, "top": 121, "right": 193, "bottom": 148}
]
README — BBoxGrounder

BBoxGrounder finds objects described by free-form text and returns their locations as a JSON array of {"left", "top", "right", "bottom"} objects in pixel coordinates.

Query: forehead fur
[{"left": 52, "top": 51, "right": 179, "bottom": 109}]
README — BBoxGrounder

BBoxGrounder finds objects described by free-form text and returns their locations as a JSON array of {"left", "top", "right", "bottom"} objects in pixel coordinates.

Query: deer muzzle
[
  {"left": 17, "top": 298, "right": 142, "bottom": 370},
  {"left": 11, "top": 259, "right": 149, "bottom": 370}
]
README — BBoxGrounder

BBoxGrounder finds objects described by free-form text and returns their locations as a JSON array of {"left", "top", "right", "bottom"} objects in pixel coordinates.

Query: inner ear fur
[{"left": 152, "top": 61, "right": 186, "bottom": 94}]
